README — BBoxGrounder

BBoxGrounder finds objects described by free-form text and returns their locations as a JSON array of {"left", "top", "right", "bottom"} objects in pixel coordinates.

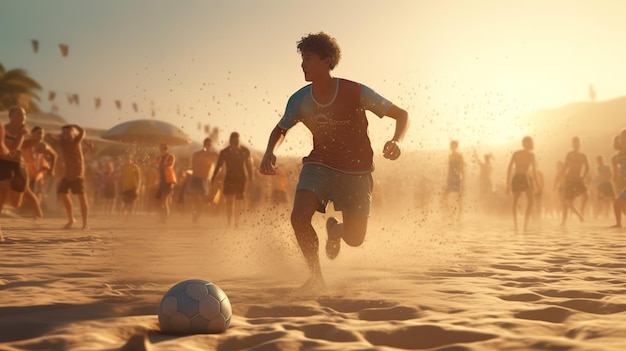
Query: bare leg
[
  {"left": 22, "top": 185, "right": 43, "bottom": 219},
  {"left": 0, "top": 182, "right": 8, "bottom": 241},
  {"left": 59, "top": 192, "right": 75, "bottom": 229},
  {"left": 224, "top": 195, "right": 234, "bottom": 227},
  {"left": 78, "top": 193, "right": 89, "bottom": 230},
  {"left": 561, "top": 199, "right": 570, "bottom": 225},
  {"left": 512, "top": 192, "right": 521, "bottom": 231},
  {"left": 579, "top": 193, "right": 588, "bottom": 221},
  {"left": 291, "top": 190, "right": 324, "bottom": 285},
  {"left": 339, "top": 212, "right": 368, "bottom": 247},
  {"left": 233, "top": 198, "right": 243, "bottom": 228},
  {"left": 191, "top": 194, "right": 201, "bottom": 223},
  {"left": 524, "top": 191, "right": 534, "bottom": 231},
  {"left": 610, "top": 198, "right": 624, "bottom": 227}
]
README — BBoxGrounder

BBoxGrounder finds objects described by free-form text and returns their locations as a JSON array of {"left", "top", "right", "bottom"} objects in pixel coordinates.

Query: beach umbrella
[{"left": 101, "top": 119, "right": 191, "bottom": 146}]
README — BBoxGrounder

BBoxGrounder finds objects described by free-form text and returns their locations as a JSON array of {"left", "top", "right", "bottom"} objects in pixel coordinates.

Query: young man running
[
  {"left": 259, "top": 32, "right": 410, "bottom": 291},
  {"left": 506, "top": 136, "right": 539, "bottom": 231}
]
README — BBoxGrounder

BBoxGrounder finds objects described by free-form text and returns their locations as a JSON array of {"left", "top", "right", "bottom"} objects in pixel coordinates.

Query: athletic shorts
[
  {"left": 296, "top": 163, "right": 373, "bottom": 216},
  {"left": 0, "top": 159, "right": 27, "bottom": 192},
  {"left": 223, "top": 178, "right": 246, "bottom": 199},
  {"left": 564, "top": 177, "right": 587, "bottom": 200},
  {"left": 57, "top": 177, "right": 85, "bottom": 195},
  {"left": 121, "top": 189, "right": 137, "bottom": 203},
  {"left": 446, "top": 176, "right": 463, "bottom": 194},
  {"left": 156, "top": 182, "right": 174, "bottom": 199},
  {"left": 188, "top": 177, "right": 209, "bottom": 196},
  {"left": 597, "top": 181, "right": 615, "bottom": 199},
  {"left": 511, "top": 173, "right": 531, "bottom": 193}
]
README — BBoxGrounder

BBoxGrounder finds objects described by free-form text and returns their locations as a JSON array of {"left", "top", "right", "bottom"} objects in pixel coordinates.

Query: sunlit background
[{"left": 2, "top": 0, "right": 626, "bottom": 153}]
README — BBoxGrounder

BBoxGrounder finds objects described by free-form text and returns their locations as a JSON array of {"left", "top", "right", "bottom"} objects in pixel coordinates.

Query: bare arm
[
  {"left": 0, "top": 124, "right": 8, "bottom": 157},
  {"left": 73, "top": 125, "right": 86, "bottom": 142},
  {"left": 581, "top": 154, "right": 590, "bottom": 179},
  {"left": 612, "top": 156, "right": 620, "bottom": 185},
  {"left": 530, "top": 155, "right": 540, "bottom": 192},
  {"left": 44, "top": 145, "right": 58, "bottom": 176},
  {"left": 259, "top": 125, "right": 287, "bottom": 175},
  {"left": 382, "top": 105, "right": 410, "bottom": 160},
  {"left": 246, "top": 154, "right": 254, "bottom": 182},
  {"left": 506, "top": 153, "right": 515, "bottom": 193},
  {"left": 211, "top": 152, "right": 225, "bottom": 182}
]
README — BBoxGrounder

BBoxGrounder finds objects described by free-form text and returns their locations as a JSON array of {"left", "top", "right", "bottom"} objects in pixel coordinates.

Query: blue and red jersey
[{"left": 278, "top": 78, "right": 392, "bottom": 173}]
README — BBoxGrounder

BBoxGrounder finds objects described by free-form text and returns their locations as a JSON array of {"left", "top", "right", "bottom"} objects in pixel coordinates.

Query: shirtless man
[
  {"left": 442, "top": 140, "right": 465, "bottom": 221},
  {"left": 611, "top": 129, "right": 626, "bottom": 227},
  {"left": 561, "top": 136, "right": 589, "bottom": 224},
  {"left": 506, "top": 136, "right": 539, "bottom": 231},
  {"left": 0, "top": 122, "right": 19, "bottom": 241},
  {"left": 1, "top": 107, "right": 30, "bottom": 240},
  {"left": 21, "top": 126, "right": 57, "bottom": 218},
  {"left": 594, "top": 155, "right": 614, "bottom": 219},
  {"left": 48, "top": 124, "right": 89, "bottom": 230},
  {"left": 189, "top": 137, "right": 218, "bottom": 222}
]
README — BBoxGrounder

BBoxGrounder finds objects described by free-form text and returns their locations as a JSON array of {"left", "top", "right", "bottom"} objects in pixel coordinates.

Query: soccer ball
[{"left": 158, "top": 279, "right": 232, "bottom": 334}]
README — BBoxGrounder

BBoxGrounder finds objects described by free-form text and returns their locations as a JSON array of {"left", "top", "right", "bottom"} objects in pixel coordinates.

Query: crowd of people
[
  {"left": 402, "top": 131, "right": 626, "bottom": 232},
  {"left": 0, "top": 106, "right": 295, "bottom": 241},
  {"left": 2, "top": 31, "right": 626, "bottom": 294}
]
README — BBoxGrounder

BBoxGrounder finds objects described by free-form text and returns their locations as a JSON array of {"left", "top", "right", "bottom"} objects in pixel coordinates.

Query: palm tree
[{"left": 0, "top": 63, "right": 43, "bottom": 112}]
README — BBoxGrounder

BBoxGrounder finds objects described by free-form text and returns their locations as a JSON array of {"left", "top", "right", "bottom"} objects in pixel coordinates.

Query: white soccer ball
[{"left": 158, "top": 279, "right": 232, "bottom": 334}]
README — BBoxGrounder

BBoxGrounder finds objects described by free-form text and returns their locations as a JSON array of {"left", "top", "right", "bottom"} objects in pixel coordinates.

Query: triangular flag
[
  {"left": 132, "top": 102, "right": 138, "bottom": 113},
  {"left": 115, "top": 100, "right": 121, "bottom": 110},
  {"left": 31, "top": 40, "right": 39, "bottom": 53},
  {"left": 72, "top": 94, "right": 79, "bottom": 106},
  {"left": 48, "top": 91, "right": 56, "bottom": 101},
  {"left": 59, "top": 44, "right": 69, "bottom": 57},
  {"left": 95, "top": 98, "right": 101, "bottom": 109}
]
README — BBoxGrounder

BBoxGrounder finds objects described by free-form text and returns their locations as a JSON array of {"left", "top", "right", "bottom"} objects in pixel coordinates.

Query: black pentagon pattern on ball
[
  {"left": 177, "top": 293, "right": 200, "bottom": 319},
  {"left": 158, "top": 279, "right": 232, "bottom": 335}
]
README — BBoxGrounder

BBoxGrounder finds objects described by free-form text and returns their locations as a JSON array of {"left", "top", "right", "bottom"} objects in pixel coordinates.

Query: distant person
[
  {"left": 155, "top": 143, "right": 177, "bottom": 222},
  {"left": 442, "top": 140, "right": 465, "bottom": 221},
  {"left": 551, "top": 161, "right": 566, "bottom": 219},
  {"left": 119, "top": 153, "right": 141, "bottom": 216},
  {"left": 611, "top": 130, "right": 626, "bottom": 227},
  {"left": 21, "top": 127, "right": 57, "bottom": 207},
  {"left": 100, "top": 161, "right": 116, "bottom": 215},
  {"left": 506, "top": 136, "right": 539, "bottom": 231},
  {"left": 189, "top": 137, "right": 218, "bottom": 222},
  {"left": 561, "top": 136, "right": 589, "bottom": 224},
  {"left": 259, "top": 32, "right": 410, "bottom": 292},
  {"left": 0, "top": 119, "right": 25, "bottom": 241},
  {"left": 1, "top": 107, "right": 30, "bottom": 216},
  {"left": 48, "top": 124, "right": 89, "bottom": 230},
  {"left": 211, "top": 132, "right": 254, "bottom": 228},
  {"left": 594, "top": 155, "right": 614, "bottom": 219},
  {"left": 531, "top": 167, "right": 545, "bottom": 220},
  {"left": 473, "top": 150, "right": 493, "bottom": 211}
]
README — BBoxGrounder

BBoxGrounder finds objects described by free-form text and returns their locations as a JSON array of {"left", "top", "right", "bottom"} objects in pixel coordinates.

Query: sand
[{"left": 1, "top": 206, "right": 626, "bottom": 351}]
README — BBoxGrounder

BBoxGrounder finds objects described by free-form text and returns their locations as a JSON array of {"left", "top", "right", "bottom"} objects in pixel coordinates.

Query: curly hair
[{"left": 297, "top": 32, "right": 341, "bottom": 70}]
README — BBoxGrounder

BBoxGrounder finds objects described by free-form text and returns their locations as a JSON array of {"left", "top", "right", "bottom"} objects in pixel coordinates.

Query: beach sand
[{"left": 1, "top": 207, "right": 626, "bottom": 351}]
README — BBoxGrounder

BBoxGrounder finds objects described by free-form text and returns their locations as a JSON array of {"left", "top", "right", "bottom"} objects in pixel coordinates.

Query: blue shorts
[
  {"left": 296, "top": 163, "right": 373, "bottom": 216},
  {"left": 188, "top": 177, "right": 209, "bottom": 196}
]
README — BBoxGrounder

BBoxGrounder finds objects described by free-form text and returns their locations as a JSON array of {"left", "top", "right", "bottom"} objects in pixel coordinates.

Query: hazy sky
[{"left": 2, "top": 0, "right": 625, "bottom": 153}]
